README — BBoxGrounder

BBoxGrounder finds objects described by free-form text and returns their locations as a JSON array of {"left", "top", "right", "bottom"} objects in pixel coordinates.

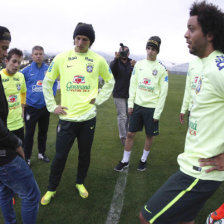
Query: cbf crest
[
  {"left": 152, "top": 69, "right": 158, "bottom": 76},
  {"left": 195, "top": 78, "right": 202, "bottom": 94},
  {"left": 86, "top": 63, "right": 94, "bottom": 73}
]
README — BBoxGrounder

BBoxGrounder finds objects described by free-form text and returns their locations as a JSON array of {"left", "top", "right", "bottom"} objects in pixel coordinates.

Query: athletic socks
[
  {"left": 121, "top": 150, "right": 131, "bottom": 163},
  {"left": 121, "top": 149, "right": 149, "bottom": 163},
  {"left": 140, "top": 149, "right": 150, "bottom": 162}
]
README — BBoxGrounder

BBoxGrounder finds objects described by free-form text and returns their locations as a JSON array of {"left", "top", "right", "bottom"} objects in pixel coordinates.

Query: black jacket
[
  {"left": 110, "top": 58, "right": 133, "bottom": 98},
  {"left": 0, "top": 75, "right": 21, "bottom": 166}
]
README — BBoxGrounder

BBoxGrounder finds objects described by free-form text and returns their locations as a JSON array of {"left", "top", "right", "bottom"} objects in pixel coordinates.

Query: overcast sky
[{"left": 1, "top": 0, "right": 223, "bottom": 64}]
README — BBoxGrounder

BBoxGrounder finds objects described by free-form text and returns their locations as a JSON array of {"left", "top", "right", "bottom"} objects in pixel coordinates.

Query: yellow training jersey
[
  {"left": 178, "top": 51, "right": 224, "bottom": 181},
  {"left": 0, "top": 69, "right": 26, "bottom": 131},
  {"left": 43, "top": 49, "right": 114, "bottom": 121},
  {"left": 128, "top": 59, "right": 168, "bottom": 120}
]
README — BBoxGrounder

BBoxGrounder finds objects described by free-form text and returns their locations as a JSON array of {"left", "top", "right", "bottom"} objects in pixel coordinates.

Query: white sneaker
[{"left": 38, "top": 153, "right": 50, "bottom": 163}]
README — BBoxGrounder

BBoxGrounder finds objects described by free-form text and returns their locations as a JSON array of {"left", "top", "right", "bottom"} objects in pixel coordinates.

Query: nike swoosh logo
[
  {"left": 90, "top": 126, "right": 94, "bottom": 130},
  {"left": 144, "top": 205, "right": 152, "bottom": 214}
]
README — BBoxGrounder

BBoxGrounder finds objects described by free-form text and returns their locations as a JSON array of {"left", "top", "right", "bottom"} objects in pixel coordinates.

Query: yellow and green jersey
[
  {"left": 180, "top": 58, "right": 203, "bottom": 114},
  {"left": 178, "top": 50, "right": 224, "bottom": 181},
  {"left": 0, "top": 69, "right": 26, "bottom": 131},
  {"left": 43, "top": 49, "right": 114, "bottom": 121},
  {"left": 128, "top": 59, "right": 168, "bottom": 120}
]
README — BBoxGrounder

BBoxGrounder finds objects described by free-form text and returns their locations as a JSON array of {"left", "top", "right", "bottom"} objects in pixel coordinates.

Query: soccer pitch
[{"left": 1, "top": 74, "right": 223, "bottom": 224}]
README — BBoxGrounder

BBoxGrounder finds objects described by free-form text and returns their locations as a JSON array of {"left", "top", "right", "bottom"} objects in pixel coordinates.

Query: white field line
[{"left": 105, "top": 168, "right": 129, "bottom": 224}]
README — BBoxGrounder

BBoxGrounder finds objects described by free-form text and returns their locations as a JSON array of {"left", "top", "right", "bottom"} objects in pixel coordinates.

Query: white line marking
[{"left": 105, "top": 168, "right": 129, "bottom": 224}]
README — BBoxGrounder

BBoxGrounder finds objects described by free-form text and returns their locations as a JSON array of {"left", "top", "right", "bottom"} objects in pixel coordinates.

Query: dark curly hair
[
  {"left": 6, "top": 48, "right": 23, "bottom": 61},
  {"left": 190, "top": 1, "right": 224, "bottom": 53}
]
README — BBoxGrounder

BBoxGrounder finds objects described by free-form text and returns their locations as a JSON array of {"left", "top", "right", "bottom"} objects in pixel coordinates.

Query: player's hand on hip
[
  {"left": 199, "top": 153, "right": 224, "bottom": 173},
  {"left": 54, "top": 105, "right": 68, "bottom": 115}
]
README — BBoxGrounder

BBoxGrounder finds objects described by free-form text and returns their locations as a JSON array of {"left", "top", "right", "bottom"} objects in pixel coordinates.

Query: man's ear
[{"left": 207, "top": 32, "right": 214, "bottom": 42}]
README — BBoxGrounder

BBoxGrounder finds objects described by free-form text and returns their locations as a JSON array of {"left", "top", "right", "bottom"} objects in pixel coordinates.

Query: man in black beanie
[
  {"left": 146, "top": 36, "right": 161, "bottom": 53},
  {"left": 73, "top": 22, "right": 95, "bottom": 47},
  {"left": 41, "top": 22, "right": 114, "bottom": 205},
  {"left": 0, "top": 26, "right": 40, "bottom": 224},
  {"left": 114, "top": 35, "right": 168, "bottom": 172}
]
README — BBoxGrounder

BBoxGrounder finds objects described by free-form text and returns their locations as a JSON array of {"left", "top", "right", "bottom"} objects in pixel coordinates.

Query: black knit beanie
[
  {"left": 73, "top": 22, "right": 95, "bottom": 46},
  {"left": 146, "top": 36, "right": 161, "bottom": 52},
  {"left": 0, "top": 26, "right": 11, "bottom": 41}
]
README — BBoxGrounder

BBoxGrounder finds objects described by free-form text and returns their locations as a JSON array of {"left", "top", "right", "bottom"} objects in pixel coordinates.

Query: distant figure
[
  {"left": 139, "top": 1, "right": 224, "bottom": 223},
  {"left": 114, "top": 36, "right": 168, "bottom": 172},
  {"left": 21, "top": 46, "right": 57, "bottom": 166},
  {"left": 110, "top": 43, "right": 136, "bottom": 145},
  {"left": 179, "top": 58, "right": 202, "bottom": 124},
  {"left": 40, "top": 22, "right": 114, "bottom": 205},
  {"left": 1, "top": 48, "right": 26, "bottom": 145},
  {"left": 0, "top": 25, "right": 40, "bottom": 224}
]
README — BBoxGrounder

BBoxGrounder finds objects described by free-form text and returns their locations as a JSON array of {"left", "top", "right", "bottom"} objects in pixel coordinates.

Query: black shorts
[
  {"left": 141, "top": 171, "right": 221, "bottom": 224},
  {"left": 128, "top": 104, "right": 159, "bottom": 136}
]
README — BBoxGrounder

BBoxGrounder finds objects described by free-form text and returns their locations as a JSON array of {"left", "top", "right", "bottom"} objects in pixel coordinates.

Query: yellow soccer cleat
[
  {"left": 41, "top": 191, "right": 56, "bottom": 205},
  {"left": 75, "top": 184, "right": 89, "bottom": 199}
]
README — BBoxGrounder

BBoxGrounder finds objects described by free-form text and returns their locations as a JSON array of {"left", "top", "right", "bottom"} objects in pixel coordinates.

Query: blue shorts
[{"left": 141, "top": 170, "right": 221, "bottom": 224}]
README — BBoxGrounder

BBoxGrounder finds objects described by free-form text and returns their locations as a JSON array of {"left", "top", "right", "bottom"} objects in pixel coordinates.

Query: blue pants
[{"left": 0, "top": 156, "right": 40, "bottom": 224}]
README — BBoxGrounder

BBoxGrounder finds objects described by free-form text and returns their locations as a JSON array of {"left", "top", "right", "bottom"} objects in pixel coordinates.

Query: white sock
[
  {"left": 141, "top": 149, "right": 150, "bottom": 162},
  {"left": 121, "top": 150, "right": 131, "bottom": 163}
]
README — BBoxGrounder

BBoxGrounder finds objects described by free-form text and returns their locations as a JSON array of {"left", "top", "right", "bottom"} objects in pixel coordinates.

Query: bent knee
[{"left": 127, "top": 132, "right": 135, "bottom": 139}]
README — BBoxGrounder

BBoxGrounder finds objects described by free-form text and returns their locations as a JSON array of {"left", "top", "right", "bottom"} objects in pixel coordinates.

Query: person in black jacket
[
  {"left": 110, "top": 44, "right": 136, "bottom": 145},
  {"left": 0, "top": 26, "right": 40, "bottom": 224}
]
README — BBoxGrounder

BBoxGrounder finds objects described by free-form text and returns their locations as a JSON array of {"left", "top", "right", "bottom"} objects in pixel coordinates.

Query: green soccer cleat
[
  {"left": 75, "top": 184, "right": 89, "bottom": 199},
  {"left": 41, "top": 191, "right": 56, "bottom": 205}
]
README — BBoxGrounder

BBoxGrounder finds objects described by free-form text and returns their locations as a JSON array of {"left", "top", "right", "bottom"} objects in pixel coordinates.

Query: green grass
[{"left": 1, "top": 74, "right": 223, "bottom": 224}]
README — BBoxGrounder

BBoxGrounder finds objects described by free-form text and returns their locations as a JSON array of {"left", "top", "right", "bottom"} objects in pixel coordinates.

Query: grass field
[{"left": 1, "top": 74, "right": 224, "bottom": 224}]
